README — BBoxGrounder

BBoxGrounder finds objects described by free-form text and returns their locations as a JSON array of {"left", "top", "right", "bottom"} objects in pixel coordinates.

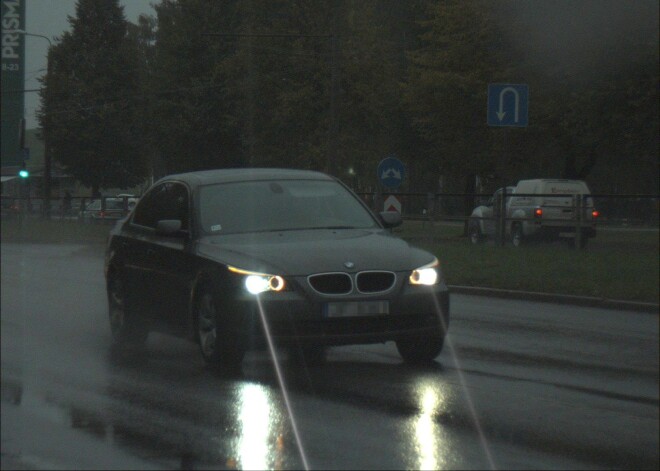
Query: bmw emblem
[{"left": 344, "top": 261, "right": 355, "bottom": 269}]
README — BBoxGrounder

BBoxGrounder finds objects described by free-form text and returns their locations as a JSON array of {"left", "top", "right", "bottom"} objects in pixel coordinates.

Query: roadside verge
[{"left": 449, "top": 285, "right": 659, "bottom": 314}]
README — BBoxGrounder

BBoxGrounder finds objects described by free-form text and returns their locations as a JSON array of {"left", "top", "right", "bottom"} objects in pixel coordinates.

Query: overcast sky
[{"left": 24, "top": 0, "right": 155, "bottom": 128}]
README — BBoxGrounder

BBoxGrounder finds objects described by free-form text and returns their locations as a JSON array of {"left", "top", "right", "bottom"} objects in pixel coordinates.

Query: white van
[
  {"left": 509, "top": 179, "right": 598, "bottom": 247},
  {"left": 470, "top": 179, "right": 598, "bottom": 247}
]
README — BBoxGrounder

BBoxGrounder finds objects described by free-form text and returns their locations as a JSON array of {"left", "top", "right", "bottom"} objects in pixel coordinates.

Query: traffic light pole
[
  {"left": 43, "top": 49, "right": 53, "bottom": 219},
  {"left": 13, "top": 30, "right": 53, "bottom": 219}
]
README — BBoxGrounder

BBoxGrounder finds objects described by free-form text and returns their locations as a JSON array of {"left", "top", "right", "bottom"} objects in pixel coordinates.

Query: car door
[
  {"left": 146, "top": 182, "right": 195, "bottom": 333},
  {"left": 122, "top": 184, "right": 168, "bottom": 321}
]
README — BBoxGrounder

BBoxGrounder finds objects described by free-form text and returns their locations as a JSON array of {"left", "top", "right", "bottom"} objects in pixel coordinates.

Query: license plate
[{"left": 322, "top": 301, "right": 389, "bottom": 318}]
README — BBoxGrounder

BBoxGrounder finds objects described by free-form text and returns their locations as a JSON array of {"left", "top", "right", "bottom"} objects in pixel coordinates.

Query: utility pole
[
  {"left": 14, "top": 30, "right": 53, "bottom": 218},
  {"left": 246, "top": 2, "right": 256, "bottom": 166},
  {"left": 326, "top": 33, "right": 338, "bottom": 176}
]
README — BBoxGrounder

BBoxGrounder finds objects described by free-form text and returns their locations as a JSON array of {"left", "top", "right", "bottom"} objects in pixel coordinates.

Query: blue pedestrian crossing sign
[
  {"left": 487, "top": 84, "right": 529, "bottom": 127},
  {"left": 377, "top": 156, "right": 405, "bottom": 189}
]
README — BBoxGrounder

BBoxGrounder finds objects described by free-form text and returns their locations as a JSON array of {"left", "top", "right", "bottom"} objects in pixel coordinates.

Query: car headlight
[
  {"left": 227, "top": 265, "right": 287, "bottom": 294},
  {"left": 409, "top": 258, "right": 440, "bottom": 286}
]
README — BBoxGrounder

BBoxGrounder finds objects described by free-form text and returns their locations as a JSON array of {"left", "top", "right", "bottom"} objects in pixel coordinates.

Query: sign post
[{"left": 377, "top": 156, "right": 405, "bottom": 214}]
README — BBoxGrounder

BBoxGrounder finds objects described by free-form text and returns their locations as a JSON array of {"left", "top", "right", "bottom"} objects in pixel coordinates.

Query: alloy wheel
[{"left": 198, "top": 292, "right": 218, "bottom": 359}]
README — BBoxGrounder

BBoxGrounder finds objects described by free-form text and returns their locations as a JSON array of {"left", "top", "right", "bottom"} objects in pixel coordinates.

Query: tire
[
  {"left": 288, "top": 345, "right": 327, "bottom": 367},
  {"left": 511, "top": 223, "right": 524, "bottom": 247},
  {"left": 396, "top": 333, "right": 445, "bottom": 365},
  {"left": 195, "top": 288, "right": 245, "bottom": 375},
  {"left": 469, "top": 222, "right": 483, "bottom": 245},
  {"left": 107, "top": 272, "right": 148, "bottom": 347},
  {"left": 578, "top": 234, "right": 589, "bottom": 249}
]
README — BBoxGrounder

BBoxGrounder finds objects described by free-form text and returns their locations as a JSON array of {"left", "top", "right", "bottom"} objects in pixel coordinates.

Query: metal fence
[
  {"left": 1, "top": 196, "right": 136, "bottom": 223},
  {"left": 2, "top": 192, "right": 658, "bottom": 229},
  {"left": 357, "top": 192, "right": 660, "bottom": 228}
]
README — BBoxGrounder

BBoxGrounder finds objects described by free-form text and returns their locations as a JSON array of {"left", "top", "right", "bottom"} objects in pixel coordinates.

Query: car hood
[{"left": 196, "top": 229, "right": 435, "bottom": 276}]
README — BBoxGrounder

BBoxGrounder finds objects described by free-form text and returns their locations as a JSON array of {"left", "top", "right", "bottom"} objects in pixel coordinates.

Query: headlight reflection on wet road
[
  {"left": 413, "top": 383, "right": 446, "bottom": 470},
  {"left": 255, "top": 296, "right": 310, "bottom": 470},
  {"left": 236, "top": 383, "right": 275, "bottom": 470},
  {"left": 430, "top": 292, "right": 497, "bottom": 470}
]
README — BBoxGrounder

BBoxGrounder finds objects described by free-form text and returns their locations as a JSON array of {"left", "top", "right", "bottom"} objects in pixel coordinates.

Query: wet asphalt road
[{"left": 1, "top": 243, "right": 658, "bottom": 470}]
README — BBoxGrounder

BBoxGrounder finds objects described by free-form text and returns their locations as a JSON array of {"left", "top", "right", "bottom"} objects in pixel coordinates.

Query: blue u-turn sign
[{"left": 487, "top": 84, "right": 529, "bottom": 127}]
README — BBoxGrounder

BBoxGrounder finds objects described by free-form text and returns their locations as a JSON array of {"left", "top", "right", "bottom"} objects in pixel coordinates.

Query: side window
[
  {"left": 132, "top": 182, "right": 190, "bottom": 230},
  {"left": 160, "top": 183, "right": 190, "bottom": 231},
  {"left": 132, "top": 183, "right": 167, "bottom": 228}
]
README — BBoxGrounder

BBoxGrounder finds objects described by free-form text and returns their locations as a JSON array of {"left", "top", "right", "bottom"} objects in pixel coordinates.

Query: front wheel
[
  {"left": 396, "top": 333, "right": 445, "bottom": 365},
  {"left": 288, "top": 345, "right": 327, "bottom": 366},
  {"left": 196, "top": 289, "right": 245, "bottom": 375},
  {"left": 107, "top": 273, "right": 148, "bottom": 347},
  {"left": 469, "top": 222, "right": 483, "bottom": 245}
]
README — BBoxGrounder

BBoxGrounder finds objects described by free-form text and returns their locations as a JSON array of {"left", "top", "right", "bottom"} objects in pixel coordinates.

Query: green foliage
[
  {"left": 38, "top": 0, "right": 147, "bottom": 195},
  {"left": 36, "top": 0, "right": 658, "bottom": 196},
  {"left": 147, "top": 0, "right": 424, "bottom": 186},
  {"left": 148, "top": 0, "right": 244, "bottom": 174}
]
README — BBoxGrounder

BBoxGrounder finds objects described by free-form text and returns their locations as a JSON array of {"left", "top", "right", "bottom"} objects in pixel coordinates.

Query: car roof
[{"left": 156, "top": 168, "right": 334, "bottom": 187}]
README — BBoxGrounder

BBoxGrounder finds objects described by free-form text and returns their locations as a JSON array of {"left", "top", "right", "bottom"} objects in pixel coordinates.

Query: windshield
[{"left": 199, "top": 179, "right": 378, "bottom": 235}]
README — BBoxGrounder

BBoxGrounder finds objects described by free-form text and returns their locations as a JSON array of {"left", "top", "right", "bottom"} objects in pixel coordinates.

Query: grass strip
[
  {"left": 396, "top": 222, "right": 659, "bottom": 303},
  {"left": 2, "top": 218, "right": 658, "bottom": 303},
  {"left": 1, "top": 218, "right": 112, "bottom": 244}
]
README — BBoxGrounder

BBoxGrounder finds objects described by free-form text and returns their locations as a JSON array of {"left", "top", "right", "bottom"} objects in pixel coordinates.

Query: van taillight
[
  {"left": 534, "top": 208, "right": 543, "bottom": 218},
  {"left": 592, "top": 210, "right": 599, "bottom": 218}
]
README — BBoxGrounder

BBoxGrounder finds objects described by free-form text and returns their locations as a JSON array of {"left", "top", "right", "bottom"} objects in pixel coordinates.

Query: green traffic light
[{"left": 19, "top": 169, "right": 29, "bottom": 178}]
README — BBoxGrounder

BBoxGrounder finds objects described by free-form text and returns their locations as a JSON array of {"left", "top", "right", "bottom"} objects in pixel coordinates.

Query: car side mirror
[
  {"left": 156, "top": 219, "right": 184, "bottom": 236},
  {"left": 379, "top": 211, "right": 402, "bottom": 228}
]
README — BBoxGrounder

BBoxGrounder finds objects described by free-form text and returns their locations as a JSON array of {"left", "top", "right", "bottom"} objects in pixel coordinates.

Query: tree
[
  {"left": 403, "top": 1, "right": 511, "bottom": 190},
  {"left": 149, "top": 0, "right": 244, "bottom": 175},
  {"left": 38, "top": 0, "right": 147, "bottom": 196}
]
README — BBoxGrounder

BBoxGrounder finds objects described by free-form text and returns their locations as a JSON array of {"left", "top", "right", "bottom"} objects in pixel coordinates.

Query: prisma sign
[{"left": 1, "top": 0, "right": 26, "bottom": 167}]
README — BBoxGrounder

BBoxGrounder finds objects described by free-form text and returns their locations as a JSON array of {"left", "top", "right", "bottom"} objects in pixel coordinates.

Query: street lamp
[{"left": 13, "top": 29, "right": 53, "bottom": 218}]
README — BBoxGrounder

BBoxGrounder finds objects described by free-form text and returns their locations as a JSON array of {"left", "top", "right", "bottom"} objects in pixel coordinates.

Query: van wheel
[
  {"left": 469, "top": 222, "right": 483, "bottom": 244},
  {"left": 578, "top": 236, "right": 589, "bottom": 249},
  {"left": 511, "top": 224, "right": 524, "bottom": 247}
]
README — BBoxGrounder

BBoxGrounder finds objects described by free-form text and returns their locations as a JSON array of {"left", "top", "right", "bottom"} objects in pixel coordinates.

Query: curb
[{"left": 448, "top": 285, "right": 659, "bottom": 314}]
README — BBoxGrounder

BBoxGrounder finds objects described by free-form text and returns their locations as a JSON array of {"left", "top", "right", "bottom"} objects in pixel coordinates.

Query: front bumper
[{"left": 224, "top": 278, "right": 450, "bottom": 348}]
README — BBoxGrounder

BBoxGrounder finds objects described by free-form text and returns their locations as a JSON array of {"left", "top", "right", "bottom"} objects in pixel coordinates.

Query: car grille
[
  {"left": 356, "top": 271, "right": 396, "bottom": 294},
  {"left": 307, "top": 271, "right": 396, "bottom": 295},
  {"left": 308, "top": 273, "right": 352, "bottom": 295}
]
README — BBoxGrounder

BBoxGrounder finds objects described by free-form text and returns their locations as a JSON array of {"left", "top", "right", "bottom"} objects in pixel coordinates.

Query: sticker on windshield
[{"left": 210, "top": 224, "right": 222, "bottom": 232}]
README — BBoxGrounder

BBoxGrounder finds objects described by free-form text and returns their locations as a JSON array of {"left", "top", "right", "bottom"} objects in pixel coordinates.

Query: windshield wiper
[
  {"left": 305, "top": 226, "right": 358, "bottom": 230},
  {"left": 223, "top": 226, "right": 361, "bottom": 235}
]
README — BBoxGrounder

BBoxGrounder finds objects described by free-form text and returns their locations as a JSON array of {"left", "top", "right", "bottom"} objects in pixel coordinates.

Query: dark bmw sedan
[{"left": 104, "top": 169, "right": 449, "bottom": 372}]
